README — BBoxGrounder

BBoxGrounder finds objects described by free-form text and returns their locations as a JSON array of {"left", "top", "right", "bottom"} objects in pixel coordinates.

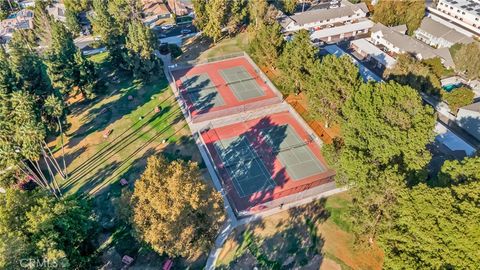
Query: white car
[
  {"left": 181, "top": 29, "right": 192, "bottom": 34},
  {"left": 161, "top": 25, "right": 173, "bottom": 30}
]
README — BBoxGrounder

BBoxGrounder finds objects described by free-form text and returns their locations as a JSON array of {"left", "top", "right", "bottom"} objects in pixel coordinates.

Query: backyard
[{"left": 48, "top": 52, "right": 208, "bottom": 268}]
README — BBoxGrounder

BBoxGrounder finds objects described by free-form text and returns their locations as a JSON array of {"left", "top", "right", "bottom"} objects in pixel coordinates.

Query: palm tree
[{"left": 43, "top": 95, "right": 68, "bottom": 179}]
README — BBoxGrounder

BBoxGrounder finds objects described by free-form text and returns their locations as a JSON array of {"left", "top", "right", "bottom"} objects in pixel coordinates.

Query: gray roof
[
  {"left": 391, "top": 24, "right": 407, "bottom": 34},
  {"left": 283, "top": 3, "right": 368, "bottom": 27},
  {"left": 371, "top": 23, "right": 455, "bottom": 66},
  {"left": 460, "top": 102, "right": 480, "bottom": 113},
  {"left": 418, "top": 17, "right": 474, "bottom": 45}
]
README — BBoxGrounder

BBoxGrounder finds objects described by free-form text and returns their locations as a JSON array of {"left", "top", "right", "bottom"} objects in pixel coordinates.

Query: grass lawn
[
  {"left": 49, "top": 52, "right": 207, "bottom": 269},
  {"left": 176, "top": 32, "right": 249, "bottom": 63},
  {"left": 216, "top": 192, "right": 384, "bottom": 270}
]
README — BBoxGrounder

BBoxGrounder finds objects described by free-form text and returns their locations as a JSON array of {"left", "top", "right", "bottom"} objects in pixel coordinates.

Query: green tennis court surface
[
  {"left": 181, "top": 73, "right": 224, "bottom": 111},
  {"left": 260, "top": 125, "right": 326, "bottom": 180},
  {"left": 220, "top": 67, "right": 265, "bottom": 101},
  {"left": 214, "top": 136, "right": 275, "bottom": 198}
]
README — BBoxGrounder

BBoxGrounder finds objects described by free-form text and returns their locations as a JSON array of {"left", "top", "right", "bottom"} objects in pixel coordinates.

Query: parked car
[
  {"left": 180, "top": 29, "right": 192, "bottom": 34},
  {"left": 161, "top": 25, "right": 173, "bottom": 30}
]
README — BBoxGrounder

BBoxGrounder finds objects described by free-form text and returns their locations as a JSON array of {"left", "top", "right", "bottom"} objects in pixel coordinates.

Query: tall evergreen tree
[
  {"left": 278, "top": 30, "right": 316, "bottom": 94},
  {"left": 90, "top": 0, "right": 126, "bottom": 65},
  {"left": 108, "top": 0, "right": 142, "bottom": 33},
  {"left": 124, "top": 20, "right": 159, "bottom": 79},
  {"left": 203, "top": 0, "right": 228, "bottom": 43},
  {"left": 282, "top": 0, "right": 298, "bottom": 15},
  {"left": 307, "top": 55, "right": 363, "bottom": 127},
  {"left": 248, "top": 0, "right": 268, "bottom": 29},
  {"left": 247, "top": 22, "right": 284, "bottom": 69},
  {"left": 33, "top": 0, "right": 54, "bottom": 45},
  {"left": 372, "top": 0, "right": 425, "bottom": 35},
  {"left": 192, "top": 0, "right": 208, "bottom": 30},
  {"left": 45, "top": 21, "right": 78, "bottom": 95},
  {"left": 0, "top": 47, "right": 18, "bottom": 92},
  {"left": 226, "top": 0, "right": 248, "bottom": 35},
  {"left": 8, "top": 32, "right": 53, "bottom": 98}
]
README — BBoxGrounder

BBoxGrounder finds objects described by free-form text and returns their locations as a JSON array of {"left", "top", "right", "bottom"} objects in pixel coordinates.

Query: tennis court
[
  {"left": 201, "top": 111, "right": 335, "bottom": 213},
  {"left": 214, "top": 135, "right": 276, "bottom": 198},
  {"left": 180, "top": 73, "right": 224, "bottom": 111},
  {"left": 219, "top": 66, "right": 265, "bottom": 101},
  {"left": 259, "top": 125, "right": 326, "bottom": 180}
]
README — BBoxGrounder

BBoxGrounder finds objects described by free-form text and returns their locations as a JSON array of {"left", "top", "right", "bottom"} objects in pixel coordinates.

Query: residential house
[
  {"left": 279, "top": 3, "right": 369, "bottom": 32},
  {"left": 456, "top": 102, "right": 480, "bottom": 141},
  {"left": 0, "top": 9, "right": 34, "bottom": 44},
  {"left": 428, "top": 0, "right": 480, "bottom": 36},
  {"left": 142, "top": 0, "right": 172, "bottom": 28},
  {"left": 167, "top": 0, "right": 193, "bottom": 16},
  {"left": 46, "top": 3, "right": 67, "bottom": 23},
  {"left": 415, "top": 17, "right": 474, "bottom": 48},
  {"left": 350, "top": 38, "right": 397, "bottom": 69},
  {"left": 370, "top": 23, "right": 455, "bottom": 67}
]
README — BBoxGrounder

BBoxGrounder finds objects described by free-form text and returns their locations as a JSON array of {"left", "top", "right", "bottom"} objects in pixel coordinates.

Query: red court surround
[
  {"left": 171, "top": 57, "right": 281, "bottom": 121},
  {"left": 201, "top": 111, "right": 336, "bottom": 212}
]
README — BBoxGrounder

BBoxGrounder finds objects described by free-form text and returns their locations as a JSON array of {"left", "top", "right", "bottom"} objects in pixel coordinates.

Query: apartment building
[
  {"left": 370, "top": 23, "right": 455, "bottom": 67},
  {"left": 415, "top": 17, "right": 474, "bottom": 48},
  {"left": 431, "top": 0, "right": 480, "bottom": 36},
  {"left": 279, "top": 3, "right": 369, "bottom": 32}
]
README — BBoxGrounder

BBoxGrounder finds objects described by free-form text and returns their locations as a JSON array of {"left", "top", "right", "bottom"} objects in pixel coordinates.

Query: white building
[
  {"left": 430, "top": 0, "right": 480, "bottom": 36},
  {"left": 370, "top": 23, "right": 455, "bottom": 68},
  {"left": 279, "top": 3, "right": 369, "bottom": 32},
  {"left": 456, "top": 102, "right": 480, "bottom": 141},
  {"left": 310, "top": 19, "right": 373, "bottom": 43},
  {"left": 350, "top": 38, "right": 397, "bottom": 69},
  {"left": 415, "top": 17, "right": 474, "bottom": 48}
]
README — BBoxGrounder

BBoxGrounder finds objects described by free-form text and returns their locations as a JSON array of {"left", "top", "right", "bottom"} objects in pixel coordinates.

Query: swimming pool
[{"left": 443, "top": 83, "right": 462, "bottom": 92}]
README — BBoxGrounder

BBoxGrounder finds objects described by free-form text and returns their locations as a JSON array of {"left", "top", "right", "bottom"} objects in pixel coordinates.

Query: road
[{"left": 153, "top": 23, "right": 197, "bottom": 39}]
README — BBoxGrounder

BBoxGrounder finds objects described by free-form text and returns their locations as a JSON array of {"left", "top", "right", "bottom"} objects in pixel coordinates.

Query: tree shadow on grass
[
  {"left": 67, "top": 76, "right": 170, "bottom": 149},
  {"left": 61, "top": 105, "right": 185, "bottom": 195},
  {"left": 218, "top": 199, "right": 328, "bottom": 269}
]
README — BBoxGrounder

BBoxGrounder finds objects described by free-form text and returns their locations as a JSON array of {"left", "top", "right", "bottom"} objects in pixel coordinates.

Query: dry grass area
[
  {"left": 175, "top": 32, "right": 249, "bottom": 63},
  {"left": 216, "top": 192, "right": 384, "bottom": 270}
]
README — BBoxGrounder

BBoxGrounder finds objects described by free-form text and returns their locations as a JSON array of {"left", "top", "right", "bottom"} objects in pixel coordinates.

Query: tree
[
  {"left": 386, "top": 53, "right": 441, "bottom": 96},
  {"left": 33, "top": 0, "right": 54, "bottom": 45},
  {"left": 372, "top": 0, "right": 425, "bottom": 35},
  {"left": 380, "top": 157, "right": 480, "bottom": 269},
  {"left": 65, "top": 9, "right": 82, "bottom": 34},
  {"left": 203, "top": 0, "right": 228, "bottom": 43},
  {"left": 45, "top": 21, "right": 78, "bottom": 95},
  {"left": 282, "top": 0, "right": 297, "bottom": 15},
  {"left": 43, "top": 95, "right": 68, "bottom": 178},
  {"left": 307, "top": 54, "right": 363, "bottom": 127},
  {"left": 108, "top": 0, "right": 142, "bottom": 33},
  {"left": 46, "top": 21, "right": 98, "bottom": 97},
  {"left": 90, "top": 0, "right": 126, "bottom": 65},
  {"left": 63, "top": 0, "right": 89, "bottom": 13},
  {"left": 451, "top": 42, "right": 480, "bottom": 79},
  {"left": 248, "top": 0, "right": 268, "bottom": 29},
  {"left": 247, "top": 22, "right": 284, "bottom": 69},
  {"left": 124, "top": 20, "right": 159, "bottom": 79},
  {"left": 337, "top": 81, "right": 435, "bottom": 242},
  {"left": 0, "top": 189, "right": 97, "bottom": 269},
  {"left": 131, "top": 155, "right": 225, "bottom": 257},
  {"left": 278, "top": 30, "right": 317, "bottom": 94},
  {"left": 192, "top": 0, "right": 208, "bottom": 30},
  {"left": 73, "top": 51, "right": 98, "bottom": 98},
  {"left": 225, "top": 0, "right": 248, "bottom": 35},
  {"left": 442, "top": 86, "right": 475, "bottom": 114},
  {"left": 0, "top": 46, "right": 18, "bottom": 92},
  {"left": 8, "top": 31, "right": 53, "bottom": 98}
]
